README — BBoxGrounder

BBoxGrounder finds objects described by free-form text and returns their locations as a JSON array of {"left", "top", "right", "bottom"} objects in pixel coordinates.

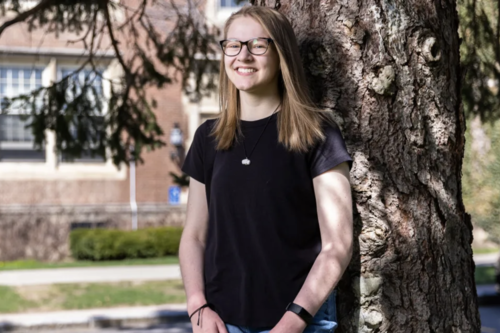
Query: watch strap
[{"left": 285, "top": 302, "right": 313, "bottom": 324}]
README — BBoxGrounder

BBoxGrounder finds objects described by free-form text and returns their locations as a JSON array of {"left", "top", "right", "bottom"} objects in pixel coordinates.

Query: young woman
[{"left": 179, "top": 6, "right": 353, "bottom": 333}]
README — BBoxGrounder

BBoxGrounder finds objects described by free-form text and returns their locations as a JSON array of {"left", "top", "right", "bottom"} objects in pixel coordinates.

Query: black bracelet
[
  {"left": 286, "top": 302, "right": 313, "bottom": 325},
  {"left": 189, "top": 303, "right": 211, "bottom": 326}
]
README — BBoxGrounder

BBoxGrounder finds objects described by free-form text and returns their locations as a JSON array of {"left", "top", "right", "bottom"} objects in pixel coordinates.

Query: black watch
[{"left": 285, "top": 302, "right": 313, "bottom": 324}]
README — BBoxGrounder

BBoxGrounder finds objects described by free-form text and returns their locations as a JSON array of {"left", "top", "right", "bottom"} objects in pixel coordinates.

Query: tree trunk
[{"left": 252, "top": 0, "right": 480, "bottom": 332}]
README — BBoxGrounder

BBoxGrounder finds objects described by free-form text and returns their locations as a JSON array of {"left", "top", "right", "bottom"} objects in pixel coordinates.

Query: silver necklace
[{"left": 241, "top": 104, "right": 280, "bottom": 166}]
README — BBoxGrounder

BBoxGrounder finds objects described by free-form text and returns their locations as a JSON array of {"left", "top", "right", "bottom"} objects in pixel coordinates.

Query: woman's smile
[{"left": 235, "top": 66, "right": 259, "bottom": 76}]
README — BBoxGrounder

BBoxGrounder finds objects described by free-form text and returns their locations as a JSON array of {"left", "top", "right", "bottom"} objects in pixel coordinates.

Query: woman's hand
[
  {"left": 190, "top": 307, "right": 229, "bottom": 333},
  {"left": 268, "top": 311, "right": 307, "bottom": 333}
]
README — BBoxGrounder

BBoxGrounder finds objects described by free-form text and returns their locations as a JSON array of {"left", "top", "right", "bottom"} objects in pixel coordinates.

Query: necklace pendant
[{"left": 242, "top": 158, "right": 251, "bottom": 166}]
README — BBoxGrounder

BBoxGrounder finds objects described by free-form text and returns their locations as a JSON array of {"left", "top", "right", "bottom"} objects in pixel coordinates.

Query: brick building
[{"left": 0, "top": 0, "right": 243, "bottom": 261}]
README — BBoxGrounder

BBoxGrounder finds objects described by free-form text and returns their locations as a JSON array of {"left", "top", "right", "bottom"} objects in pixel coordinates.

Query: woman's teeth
[{"left": 237, "top": 68, "right": 257, "bottom": 73}]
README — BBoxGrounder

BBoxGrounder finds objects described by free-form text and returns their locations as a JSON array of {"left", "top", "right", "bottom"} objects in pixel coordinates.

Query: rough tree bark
[{"left": 251, "top": 0, "right": 480, "bottom": 332}]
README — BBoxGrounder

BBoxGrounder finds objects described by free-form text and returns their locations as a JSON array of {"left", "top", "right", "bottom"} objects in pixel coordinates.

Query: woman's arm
[
  {"left": 179, "top": 178, "right": 228, "bottom": 333},
  {"left": 179, "top": 178, "right": 210, "bottom": 315},
  {"left": 272, "top": 161, "right": 353, "bottom": 333}
]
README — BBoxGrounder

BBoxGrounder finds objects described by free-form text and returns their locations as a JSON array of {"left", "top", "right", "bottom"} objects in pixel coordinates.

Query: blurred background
[{"left": 0, "top": 0, "right": 498, "bottom": 332}]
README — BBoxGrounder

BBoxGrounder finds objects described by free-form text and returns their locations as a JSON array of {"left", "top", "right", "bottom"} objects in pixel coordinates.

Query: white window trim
[
  {"left": 0, "top": 160, "right": 127, "bottom": 180},
  {"left": 0, "top": 57, "right": 126, "bottom": 180},
  {"left": 204, "top": 0, "right": 246, "bottom": 27}
]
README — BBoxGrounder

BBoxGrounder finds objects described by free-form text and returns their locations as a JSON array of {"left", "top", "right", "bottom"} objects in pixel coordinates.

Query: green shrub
[
  {"left": 70, "top": 229, "right": 96, "bottom": 260},
  {"left": 69, "top": 227, "right": 183, "bottom": 261},
  {"left": 148, "top": 227, "right": 183, "bottom": 256}
]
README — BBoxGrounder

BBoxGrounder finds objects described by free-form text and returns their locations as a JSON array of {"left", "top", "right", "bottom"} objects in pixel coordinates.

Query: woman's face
[{"left": 223, "top": 16, "right": 280, "bottom": 94}]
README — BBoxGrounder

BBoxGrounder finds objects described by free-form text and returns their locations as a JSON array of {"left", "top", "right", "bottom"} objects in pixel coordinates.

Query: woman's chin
[
  {"left": 235, "top": 83, "right": 262, "bottom": 93},
  {"left": 236, "top": 85, "right": 253, "bottom": 92}
]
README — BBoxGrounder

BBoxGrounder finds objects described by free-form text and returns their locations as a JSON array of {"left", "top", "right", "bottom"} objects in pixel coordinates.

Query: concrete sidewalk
[
  {"left": 0, "top": 304, "right": 188, "bottom": 332},
  {"left": 474, "top": 252, "right": 499, "bottom": 267},
  {"left": 0, "top": 265, "right": 181, "bottom": 286},
  {"left": 0, "top": 252, "right": 496, "bottom": 287}
]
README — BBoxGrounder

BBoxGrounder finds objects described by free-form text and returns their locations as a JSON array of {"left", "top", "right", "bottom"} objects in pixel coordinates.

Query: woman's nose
[{"left": 237, "top": 44, "right": 253, "bottom": 61}]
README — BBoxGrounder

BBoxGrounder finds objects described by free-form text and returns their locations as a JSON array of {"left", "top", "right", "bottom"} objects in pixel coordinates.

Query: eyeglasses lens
[{"left": 223, "top": 39, "right": 269, "bottom": 56}]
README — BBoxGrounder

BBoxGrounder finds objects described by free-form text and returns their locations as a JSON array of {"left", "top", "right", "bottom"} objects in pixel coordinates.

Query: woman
[{"left": 179, "top": 5, "right": 353, "bottom": 333}]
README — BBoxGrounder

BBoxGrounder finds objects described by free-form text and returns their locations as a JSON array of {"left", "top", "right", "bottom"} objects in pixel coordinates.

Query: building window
[
  {"left": 220, "top": 0, "right": 244, "bottom": 7},
  {"left": 58, "top": 68, "right": 106, "bottom": 163},
  {"left": 59, "top": 68, "right": 104, "bottom": 110},
  {"left": 58, "top": 115, "right": 106, "bottom": 163},
  {"left": 0, "top": 67, "right": 44, "bottom": 162}
]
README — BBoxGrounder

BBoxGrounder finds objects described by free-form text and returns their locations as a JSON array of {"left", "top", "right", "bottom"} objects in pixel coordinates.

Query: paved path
[
  {"left": 477, "top": 284, "right": 498, "bottom": 297},
  {"left": 0, "top": 265, "right": 181, "bottom": 286},
  {"left": 0, "top": 304, "right": 188, "bottom": 332},
  {"left": 0, "top": 252, "right": 496, "bottom": 287},
  {"left": 33, "top": 322, "right": 193, "bottom": 333},
  {"left": 474, "top": 253, "right": 499, "bottom": 267},
  {"left": 480, "top": 306, "right": 500, "bottom": 333}
]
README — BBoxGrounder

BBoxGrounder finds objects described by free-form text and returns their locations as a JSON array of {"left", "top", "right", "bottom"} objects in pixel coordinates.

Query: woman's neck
[{"left": 239, "top": 91, "right": 281, "bottom": 121}]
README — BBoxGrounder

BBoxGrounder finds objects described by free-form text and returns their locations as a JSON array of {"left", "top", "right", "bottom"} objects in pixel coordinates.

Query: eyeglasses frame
[{"left": 219, "top": 37, "right": 274, "bottom": 57}]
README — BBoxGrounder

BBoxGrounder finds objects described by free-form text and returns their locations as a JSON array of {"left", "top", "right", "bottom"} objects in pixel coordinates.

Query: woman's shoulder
[
  {"left": 195, "top": 118, "right": 218, "bottom": 137},
  {"left": 192, "top": 118, "right": 220, "bottom": 152},
  {"left": 308, "top": 116, "right": 349, "bottom": 153},
  {"left": 204, "top": 118, "right": 218, "bottom": 130},
  {"left": 317, "top": 116, "right": 344, "bottom": 141}
]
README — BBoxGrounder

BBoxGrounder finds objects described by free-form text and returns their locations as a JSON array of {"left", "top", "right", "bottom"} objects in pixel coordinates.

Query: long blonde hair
[{"left": 213, "top": 6, "right": 332, "bottom": 151}]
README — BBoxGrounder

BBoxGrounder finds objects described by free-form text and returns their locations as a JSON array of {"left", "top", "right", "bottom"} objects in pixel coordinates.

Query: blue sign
[{"left": 169, "top": 186, "right": 181, "bottom": 205}]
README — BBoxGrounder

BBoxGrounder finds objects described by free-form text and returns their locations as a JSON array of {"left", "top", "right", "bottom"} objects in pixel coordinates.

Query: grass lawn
[
  {"left": 0, "top": 286, "right": 35, "bottom": 313},
  {"left": 0, "top": 280, "right": 186, "bottom": 314},
  {"left": 0, "top": 267, "right": 495, "bottom": 314},
  {"left": 0, "top": 256, "right": 179, "bottom": 271},
  {"left": 472, "top": 248, "right": 499, "bottom": 255}
]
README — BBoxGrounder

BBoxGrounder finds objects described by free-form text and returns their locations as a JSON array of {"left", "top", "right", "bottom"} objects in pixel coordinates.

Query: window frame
[
  {"left": 56, "top": 66, "right": 107, "bottom": 164},
  {"left": 0, "top": 66, "right": 46, "bottom": 163},
  {"left": 0, "top": 58, "right": 126, "bottom": 180}
]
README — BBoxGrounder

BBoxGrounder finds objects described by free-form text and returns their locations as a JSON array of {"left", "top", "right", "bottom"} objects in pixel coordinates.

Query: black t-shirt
[{"left": 181, "top": 112, "right": 352, "bottom": 327}]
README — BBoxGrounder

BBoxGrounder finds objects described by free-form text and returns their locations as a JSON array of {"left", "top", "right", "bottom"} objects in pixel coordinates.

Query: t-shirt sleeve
[
  {"left": 181, "top": 122, "right": 208, "bottom": 184},
  {"left": 309, "top": 122, "right": 353, "bottom": 178}
]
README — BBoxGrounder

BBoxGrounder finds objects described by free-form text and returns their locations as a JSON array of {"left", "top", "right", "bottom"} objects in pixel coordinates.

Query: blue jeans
[{"left": 225, "top": 290, "right": 337, "bottom": 333}]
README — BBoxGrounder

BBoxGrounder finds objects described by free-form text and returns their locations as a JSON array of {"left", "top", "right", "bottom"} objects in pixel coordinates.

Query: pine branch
[
  {"left": 102, "top": 1, "right": 129, "bottom": 77},
  {"left": 0, "top": 0, "right": 54, "bottom": 37}
]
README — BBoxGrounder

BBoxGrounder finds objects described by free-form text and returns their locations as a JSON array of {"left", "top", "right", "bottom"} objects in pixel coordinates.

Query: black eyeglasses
[{"left": 219, "top": 37, "right": 274, "bottom": 57}]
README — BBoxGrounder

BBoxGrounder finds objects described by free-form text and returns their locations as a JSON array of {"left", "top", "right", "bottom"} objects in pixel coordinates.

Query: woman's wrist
[
  {"left": 275, "top": 311, "right": 308, "bottom": 332},
  {"left": 187, "top": 293, "right": 208, "bottom": 315}
]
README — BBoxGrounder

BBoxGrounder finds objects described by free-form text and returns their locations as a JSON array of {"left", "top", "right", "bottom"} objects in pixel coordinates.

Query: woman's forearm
[
  {"left": 293, "top": 247, "right": 352, "bottom": 315},
  {"left": 273, "top": 246, "right": 352, "bottom": 332},
  {"left": 179, "top": 234, "right": 207, "bottom": 314}
]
